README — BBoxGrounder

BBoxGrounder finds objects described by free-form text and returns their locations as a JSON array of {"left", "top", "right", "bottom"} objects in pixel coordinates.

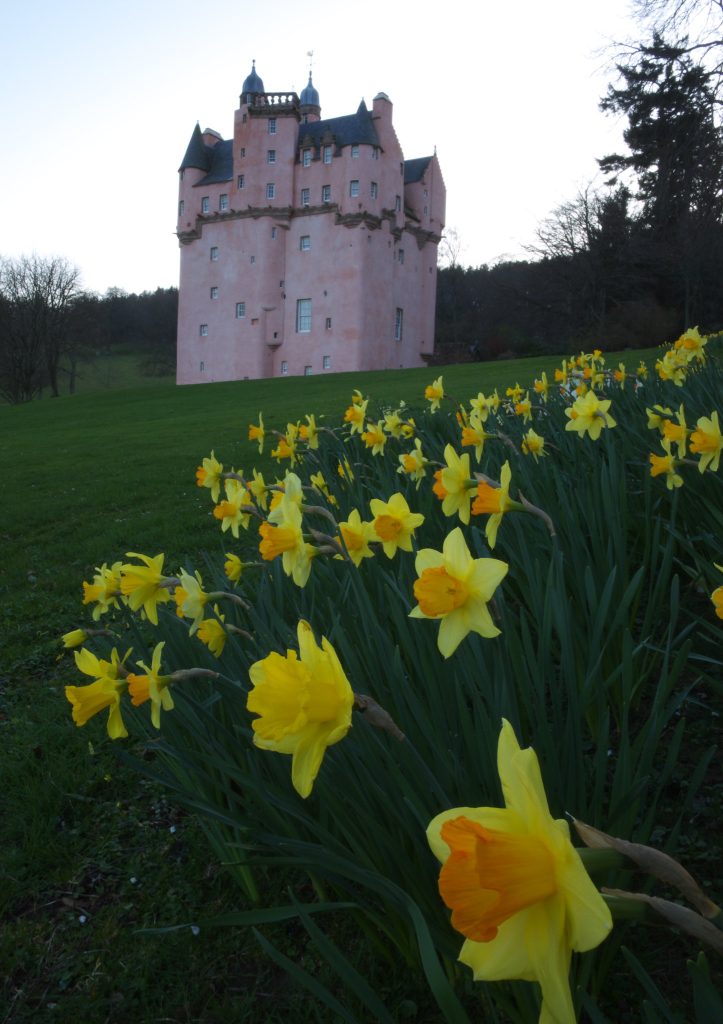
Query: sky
[{"left": 1, "top": 0, "right": 639, "bottom": 295}]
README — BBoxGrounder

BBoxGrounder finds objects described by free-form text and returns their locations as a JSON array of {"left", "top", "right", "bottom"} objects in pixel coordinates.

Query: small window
[
  {"left": 200, "top": 324, "right": 209, "bottom": 336},
  {"left": 304, "top": 365, "right": 313, "bottom": 376},
  {"left": 395, "top": 194, "right": 401, "bottom": 212},
  {"left": 236, "top": 302, "right": 246, "bottom": 318},
  {"left": 424, "top": 206, "right": 428, "bottom": 215},
  {"left": 296, "top": 298, "right": 312, "bottom": 333},
  {"left": 219, "top": 194, "right": 228, "bottom": 211},
  {"left": 349, "top": 180, "right": 360, "bottom": 198},
  {"left": 325, "top": 316, "right": 332, "bottom": 330},
  {"left": 372, "top": 147, "right": 379, "bottom": 160},
  {"left": 242, "top": 114, "right": 247, "bottom": 123},
  {"left": 302, "top": 149, "right": 311, "bottom": 167},
  {"left": 210, "top": 246, "right": 219, "bottom": 261},
  {"left": 267, "top": 149, "right": 276, "bottom": 164},
  {"left": 266, "top": 183, "right": 275, "bottom": 200},
  {"left": 180, "top": 170, "right": 185, "bottom": 181},
  {"left": 351, "top": 145, "right": 359, "bottom": 159},
  {"left": 323, "top": 355, "right": 331, "bottom": 369},
  {"left": 323, "top": 144, "right": 332, "bottom": 164},
  {"left": 178, "top": 200, "right": 185, "bottom": 216},
  {"left": 201, "top": 196, "right": 210, "bottom": 214},
  {"left": 237, "top": 174, "right": 245, "bottom": 189},
  {"left": 199, "top": 360, "right": 204, "bottom": 371},
  {"left": 271, "top": 226, "right": 277, "bottom": 239},
  {"left": 250, "top": 255, "right": 255, "bottom": 264},
  {"left": 239, "top": 147, "right": 246, "bottom": 158},
  {"left": 281, "top": 360, "right": 288, "bottom": 375},
  {"left": 321, "top": 184, "right": 331, "bottom": 203},
  {"left": 394, "top": 308, "right": 403, "bottom": 341},
  {"left": 268, "top": 117, "right": 277, "bottom": 135},
  {"left": 370, "top": 181, "right": 378, "bottom": 199},
  {"left": 300, "top": 235, "right": 311, "bottom": 252},
  {"left": 301, "top": 188, "right": 310, "bottom": 206},
  {"left": 210, "top": 286, "right": 219, "bottom": 299},
  {"left": 398, "top": 249, "right": 405, "bottom": 264}
]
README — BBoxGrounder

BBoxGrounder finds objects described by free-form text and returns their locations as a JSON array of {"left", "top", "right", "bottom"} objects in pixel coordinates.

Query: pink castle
[{"left": 176, "top": 62, "right": 445, "bottom": 383}]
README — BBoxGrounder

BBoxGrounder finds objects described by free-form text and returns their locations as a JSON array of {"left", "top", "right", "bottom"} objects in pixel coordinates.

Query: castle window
[
  {"left": 178, "top": 200, "right": 184, "bottom": 216},
  {"left": 370, "top": 181, "right": 378, "bottom": 199},
  {"left": 349, "top": 180, "right": 360, "bottom": 198},
  {"left": 394, "top": 308, "right": 403, "bottom": 341},
  {"left": 266, "top": 183, "right": 275, "bottom": 200},
  {"left": 304, "top": 365, "right": 313, "bottom": 376},
  {"left": 239, "top": 147, "right": 246, "bottom": 158},
  {"left": 323, "top": 145, "right": 332, "bottom": 164},
  {"left": 250, "top": 255, "right": 255, "bottom": 264},
  {"left": 296, "top": 298, "right": 312, "bottom": 333},
  {"left": 201, "top": 196, "right": 210, "bottom": 214},
  {"left": 237, "top": 174, "right": 245, "bottom": 189},
  {"left": 281, "top": 360, "right": 288, "bottom": 374},
  {"left": 199, "top": 360, "right": 204, "bottom": 371},
  {"left": 267, "top": 149, "right": 276, "bottom": 164},
  {"left": 321, "top": 184, "right": 331, "bottom": 203},
  {"left": 300, "top": 235, "right": 311, "bottom": 252},
  {"left": 210, "top": 286, "right": 219, "bottom": 299},
  {"left": 180, "top": 170, "right": 185, "bottom": 181},
  {"left": 219, "top": 194, "right": 228, "bottom": 211},
  {"left": 398, "top": 249, "right": 405, "bottom": 264},
  {"left": 325, "top": 317, "right": 332, "bottom": 330},
  {"left": 210, "top": 246, "right": 219, "bottom": 261},
  {"left": 236, "top": 302, "right": 246, "bottom": 318},
  {"left": 271, "top": 227, "right": 277, "bottom": 239},
  {"left": 372, "top": 147, "right": 379, "bottom": 160},
  {"left": 268, "top": 117, "right": 277, "bottom": 135},
  {"left": 200, "top": 324, "right": 209, "bottom": 336},
  {"left": 395, "top": 194, "right": 401, "bottom": 212},
  {"left": 301, "top": 188, "right": 310, "bottom": 206},
  {"left": 303, "top": 149, "right": 311, "bottom": 167},
  {"left": 323, "top": 355, "right": 331, "bottom": 369},
  {"left": 351, "top": 145, "right": 359, "bottom": 159}
]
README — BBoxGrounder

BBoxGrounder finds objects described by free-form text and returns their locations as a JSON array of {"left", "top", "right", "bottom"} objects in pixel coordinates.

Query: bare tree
[
  {"left": 630, "top": 0, "right": 723, "bottom": 97},
  {"left": 438, "top": 227, "right": 465, "bottom": 269},
  {"left": 0, "top": 254, "right": 81, "bottom": 402}
]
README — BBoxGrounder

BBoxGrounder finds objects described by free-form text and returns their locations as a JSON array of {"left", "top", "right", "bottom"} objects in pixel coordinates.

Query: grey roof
[
  {"left": 404, "top": 156, "right": 432, "bottom": 184},
  {"left": 179, "top": 123, "right": 212, "bottom": 173},
  {"left": 300, "top": 74, "right": 320, "bottom": 107},
  {"left": 194, "top": 139, "right": 233, "bottom": 185},
  {"left": 298, "top": 100, "right": 378, "bottom": 150},
  {"left": 242, "top": 61, "right": 264, "bottom": 96}
]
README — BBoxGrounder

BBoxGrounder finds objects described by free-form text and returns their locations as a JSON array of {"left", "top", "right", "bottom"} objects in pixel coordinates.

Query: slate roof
[
  {"left": 194, "top": 140, "right": 233, "bottom": 185},
  {"left": 404, "top": 156, "right": 432, "bottom": 184},
  {"left": 179, "top": 124, "right": 211, "bottom": 173},
  {"left": 298, "top": 100, "right": 378, "bottom": 151}
]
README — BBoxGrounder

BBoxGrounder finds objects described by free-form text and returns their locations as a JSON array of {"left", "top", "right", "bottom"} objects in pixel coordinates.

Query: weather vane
[{"left": 307, "top": 50, "right": 314, "bottom": 76}]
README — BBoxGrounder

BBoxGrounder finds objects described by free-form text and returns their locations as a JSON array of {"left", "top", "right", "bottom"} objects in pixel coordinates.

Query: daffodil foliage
[{"left": 61, "top": 332, "right": 723, "bottom": 1021}]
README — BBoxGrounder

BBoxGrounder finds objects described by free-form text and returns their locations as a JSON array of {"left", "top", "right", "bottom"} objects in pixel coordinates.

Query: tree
[
  {"left": 0, "top": 254, "right": 81, "bottom": 402},
  {"left": 631, "top": 1, "right": 723, "bottom": 97}
]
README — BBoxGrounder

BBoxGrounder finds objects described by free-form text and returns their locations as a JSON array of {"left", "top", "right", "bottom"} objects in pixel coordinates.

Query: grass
[{"left": 1, "top": 342, "right": 682, "bottom": 1023}]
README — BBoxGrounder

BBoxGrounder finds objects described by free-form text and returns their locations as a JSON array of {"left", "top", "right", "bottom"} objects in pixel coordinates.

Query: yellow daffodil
[
  {"left": 298, "top": 414, "right": 319, "bottom": 449},
  {"left": 506, "top": 382, "right": 524, "bottom": 404},
  {"left": 460, "top": 415, "right": 490, "bottom": 463},
  {"left": 674, "top": 326, "right": 706, "bottom": 362},
  {"left": 344, "top": 399, "right": 368, "bottom": 435},
  {"left": 248, "top": 413, "right": 265, "bottom": 454},
  {"left": 649, "top": 439, "right": 683, "bottom": 490},
  {"left": 521, "top": 429, "right": 546, "bottom": 462},
  {"left": 82, "top": 561, "right": 123, "bottom": 620},
  {"left": 62, "top": 628, "right": 88, "bottom": 649},
  {"left": 174, "top": 570, "right": 209, "bottom": 635},
  {"left": 613, "top": 363, "right": 627, "bottom": 388},
  {"left": 554, "top": 360, "right": 568, "bottom": 385},
  {"left": 65, "top": 647, "right": 129, "bottom": 740},
  {"left": 213, "top": 478, "right": 252, "bottom": 538},
  {"left": 127, "top": 642, "right": 173, "bottom": 729},
  {"left": 361, "top": 420, "right": 388, "bottom": 455},
  {"left": 439, "top": 444, "right": 474, "bottom": 525},
  {"left": 258, "top": 500, "right": 312, "bottom": 586},
  {"left": 120, "top": 552, "right": 172, "bottom": 626},
  {"left": 337, "top": 456, "right": 355, "bottom": 482},
  {"left": 247, "top": 620, "right": 354, "bottom": 798},
  {"left": 564, "top": 391, "right": 616, "bottom": 441},
  {"left": 514, "top": 393, "right": 533, "bottom": 423},
  {"left": 425, "top": 376, "right": 444, "bottom": 412},
  {"left": 384, "top": 409, "right": 406, "bottom": 438},
  {"left": 198, "top": 610, "right": 227, "bottom": 656},
  {"left": 397, "top": 438, "right": 428, "bottom": 487},
  {"left": 469, "top": 392, "right": 494, "bottom": 423},
  {"left": 533, "top": 373, "right": 549, "bottom": 402},
  {"left": 427, "top": 720, "right": 612, "bottom": 1024},
  {"left": 370, "top": 493, "right": 425, "bottom": 558},
  {"left": 471, "top": 462, "right": 518, "bottom": 549},
  {"left": 637, "top": 361, "right": 648, "bottom": 379},
  {"left": 410, "top": 527, "right": 508, "bottom": 657},
  {"left": 646, "top": 405, "right": 673, "bottom": 433},
  {"left": 351, "top": 389, "right": 364, "bottom": 405},
  {"left": 662, "top": 405, "right": 688, "bottom": 459},
  {"left": 712, "top": 565, "right": 723, "bottom": 620},
  {"left": 195, "top": 451, "right": 224, "bottom": 502},
  {"left": 689, "top": 411, "right": 722, "bottom": 473},
  {"left": 224, "top": 553, "right": 243, "bottom": 582},
  {"left": 337, "top": 509, "right": 376, "bottom": 567},
  {"left": 248, "top": 468, "right": 269, "bottom": 511},
  {"left": 271, "top": 434, "right": 297, "bottom": 464}
]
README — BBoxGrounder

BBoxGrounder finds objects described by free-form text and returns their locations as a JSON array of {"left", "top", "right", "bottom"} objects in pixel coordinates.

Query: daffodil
[
  {"left": 440, "top": 444, "right": 474, "bottom": 525},
  {"left": 298, "top": 414, "right": 319, "bottom": 449},
  {"left": 427, "top": 720, "right": 612, "bottom": 1024},
  {"left": 425, "top": 376, "right": 444, "bottom": 412},
  {"left": 62, "top": 628, "right": 88, "bottom": 649},
  {"left": 65, "top": 647, "right": 129, "bottom": 740},
  {"left": 689, "top": 411, "right": 722, "bottom": 473},
  {"left": 533, "top": 373, "right": 549, "bottom": 402},
  {"left": 213, "top": 478, "right": 252, "bottom": 538},
  {"left": 471, "top": 462, "right": 519, "bottom": 549},
  {"left": 636, "top": 361, "right": 649, "bottom": 380},
  {"left": 119, "top": 553, "right": 172, "bottom": 626},
  {"left": 662, "top": 405, "right": 688, "bottom": 459},
  {"left": 460, "top": 415, "right": 490, "bottom": 462},
  {"left": 248, "top": 414, "right": 265, "bottom": 454},
  {"left": 410, "top": 528, "right": 508, "bottom": 657},
  {"left": 195, "top": 451, "right": 224, "bottom": 502},
  {"left": 521, "top": 429, "right": 546, "bottom": 462},
  {"left": 82, "top": 561, "right": 123, "bottom": 620},
  {"left": 174, "top": 570, "right": 209, "bottom": 634},
  {"left": 649, "top": 439, "right": 683, "bottom": 489},
  {"left": 337, "top": 509, "right": 376, "bottom": 567},
  {"left": 127, "top": 642, "right": 173, "bottom": 729},
  {"left": 248, "top": 468, "right": 269, "bottom": 510},
  {"left": 613, "top": 363, "right": 627, "bottom": 388},
  {"left": 514, "top": 393, "right": 533, "bottom": 423},
  {"left": 398, "top": 438, "right": 428, "bottom": 487},
  {"left": 674, "top": 325, "right": 706, "bottom": 362},
  {"left": 712, "top": 565, "right": 723, "bottom": 620},
  {"left": 344, "top": 399, "right": 368, "bottom": 435},
  {"left": 646, "top": 405, "right": 673, "bottom": 433},
  {"left": 383, "top": 409, "right": 406, "bottom": 438},
  {"left": 224, "top": 553, "right": 243, "bottom": 582},
  {"left": 247, "top": 620, "right": 354, "bottom": 798},
  {"left": 271, "top": 434, "right": 297, "bottom": 464},
  {"left": 361, "top": 420, "right": 388, "bottom": 455},
  {"left": 564, "top": 391, "right": 616, "bottom": 441},
  {"left": 370, "top": 493, "right": 424, "bottom": 558},
  {"left": 506, "top": 382, "right": 524, "bottom": 404},
  {"left": 469, "top": 392, "right": 495, "bottom": 423},
  {"left": 198, "top": 610, "right": 227, "bottom": 656},
  {"left": 258, "top": 500, "right": 312, "bottom": 586}
]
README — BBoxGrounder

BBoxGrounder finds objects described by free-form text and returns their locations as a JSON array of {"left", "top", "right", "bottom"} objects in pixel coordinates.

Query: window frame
[
  {"left": 200, "top": 323, "right": 209, "bottom": 337},
  {"left": 321, "top": 184, "right": 331, "bottom": 203},
  {"left": 296, "top": 298, "right": 312, "bottom": 333},
  {"left": 201, "top": 196, "right": 210, "bottom": 214},
  {"left": 210, "top": 246, "right": 219, "bottom": 261},
  {"left": 301, "top": 187, "right": 310, "bottom": 207},
  {"left": 219, "top": 193, "right": 229, "bottom": 211},
  {"left": 236, "top": 301, "right": 246, "bottom": 319},
  {"left": 322, "top": 144, "right": 332, "bottom": 164},
  {"left": 300, "top": 235, "right": 311, "bottom": 252},
  {"left": 267, "top": 149, "right": 276, "bottom": 164},
  {"left": 266, "top": 182, "right": 276, "bottom": 200},
  {"left": 394, "top": 307, "right": 403, "bottom": 342},
  {"left": 268, "top": 117, "right": 277, "bottom": 135},
  {"left": 349, "top": 179, "right": 360, "bottom": 198}
]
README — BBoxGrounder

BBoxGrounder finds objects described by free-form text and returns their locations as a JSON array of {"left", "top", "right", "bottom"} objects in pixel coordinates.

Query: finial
[{"left": 307, "top": 49, "right": 314, "bottom": 77}]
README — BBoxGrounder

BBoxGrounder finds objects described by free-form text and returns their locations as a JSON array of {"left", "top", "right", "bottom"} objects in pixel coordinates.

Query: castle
[{"left": 176, "top": 63, "right": 445, "bottom": 383}]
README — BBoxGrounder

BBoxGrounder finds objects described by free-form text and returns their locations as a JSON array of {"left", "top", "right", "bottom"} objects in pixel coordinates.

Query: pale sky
[{"left": 1, "top": 0, "right": 637, "bottom": 295}]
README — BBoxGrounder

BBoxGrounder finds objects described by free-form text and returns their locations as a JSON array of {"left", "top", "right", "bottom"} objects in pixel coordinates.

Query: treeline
[{"left": 435, "top": 29, "right": 723, "bottom": 362}]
